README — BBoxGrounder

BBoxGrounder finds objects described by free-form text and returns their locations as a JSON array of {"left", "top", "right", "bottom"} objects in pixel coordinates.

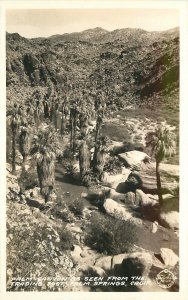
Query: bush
[
  {"left": 18, "top": 168, "right": 38, "bottom": 191},
  {"left": 63, "top": 147, "right": 73, "bottom": 159},
  {"left": 104, "top": 156, "right": 123, "bottom": 175},
  {"left": 85, "top": 212, "right": 138, "bottom": 255},
  {"left": 81, "top": 169, "right": 97, "bottom": 187},
  {"left": 59, "top": 226, "right": 74, "bottom": 251},
  {"left": 68, "top": 198, "right": 85, "bottom": 217}
]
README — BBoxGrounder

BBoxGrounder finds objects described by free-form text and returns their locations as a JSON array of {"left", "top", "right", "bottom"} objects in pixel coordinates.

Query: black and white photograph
[{"left": 3, "top": 0, "right": 188, "bottom": 296}]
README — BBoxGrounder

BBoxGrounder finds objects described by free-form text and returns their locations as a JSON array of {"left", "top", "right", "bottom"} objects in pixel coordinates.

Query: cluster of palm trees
[
  {"left": 7, "top": 79, "right": 108, "bottom": 202},
  {"left": 7, "top": 74, "right": 177, "bottom": 207}
]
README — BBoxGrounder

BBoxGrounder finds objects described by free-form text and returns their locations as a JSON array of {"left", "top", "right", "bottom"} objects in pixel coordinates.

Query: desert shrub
[
  {"left": 81, "top": 169, "right": 97, "bottom": 187},
  {"left": 85, "top": 212, "right": 138, "bottom": 255},
  {"left": 68, "top": 198, "right": 85, "bottom": 217},
  {"left": 59, "top": 226, "right": 74, "bottom": 250},
  {"left": 18, "top": 168, "right": 38, "bottom": 191},
  {"left": 6, "top": 201, "right": 74, "bottom": 292},
  {"left": 63, "top": 147, "right": 73, "bottom": 159},
  {"left": 50, "top": 198, "right": 75, "bottom": 223},
  {"left": 104, "top": 156, "right": 123, "bottom": 175},
  {"left": 64, "top": 162, "right": 78, "bottom": 177}
]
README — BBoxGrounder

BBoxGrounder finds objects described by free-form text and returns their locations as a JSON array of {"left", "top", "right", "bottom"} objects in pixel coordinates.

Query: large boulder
[
  {"left": 103, "top": 198, "right": 132, "bottom": 221},
  {"left": 150, "top": 162, "right": 179, "bottom": 177},
  {"left": 114, "top": 252, "right": 153, "bottom": 278},
  {"left": 159, "top": 211, "right": 179, "bottom": 229},
  {"left": 159, "top": 196, "right": 179, "bottom": 229},
  {"left": 118, "top": 150, "right": 150, "bottom": 169},
  {"left": 102, "top": 168, "right": 131, "bottom": 190},
  {"left": 95, "top": 256, "right": 112, "bottom": 271},
  {"left": 159, "top": 248, "right": 179, "bottom": 268},
  {"left": 108, "top": 141, "right": 144, "bottom": 155},
  {"left": 126, "top": 171, "right": 178, "bottom": 194},
  {"left": 123, "top": 191, "right": 136, "bottom": 206},
  {"left": 71, "top": 245, "right": 82, "bottom": 263},
  {"left": 136, "top": 189, "right": 157, "bottom": 207},
  {"left": 82, "top": 265, "right": 106, "bottom": 277}
]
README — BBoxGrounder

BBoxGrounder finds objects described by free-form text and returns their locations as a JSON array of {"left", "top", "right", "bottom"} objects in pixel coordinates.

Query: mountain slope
[{"left": 6, "top": 27, "right": 179, "bottom": 111}]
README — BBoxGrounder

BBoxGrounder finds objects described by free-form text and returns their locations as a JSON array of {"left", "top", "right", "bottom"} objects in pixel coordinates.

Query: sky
[{"left": 6, "top": 9, "right": 179, "bottom": 38}]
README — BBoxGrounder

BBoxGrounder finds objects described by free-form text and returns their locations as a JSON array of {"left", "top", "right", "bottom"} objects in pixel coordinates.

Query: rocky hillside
[{"left": 6, "top": 26, "right": 179, "bottom": 111}]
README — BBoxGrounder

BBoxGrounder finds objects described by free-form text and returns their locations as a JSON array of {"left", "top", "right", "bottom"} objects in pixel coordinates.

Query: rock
[
  {"left": 147, "top": 194, "right": 159, "bottom": 201},
  {"left": 67, "top": 225, "right": 83, "bottom": 234},
  {"left": 102, "top": 170, "right": 131, "bottom": 190},
  {"left": 111, "top": 253, "right": 128, "bottom": 269},
  {"left": 128, "top": 171, "right": 177, "bottom": 195},
  {"left": 95, "top": 256, "right": 112, "bottom": 271},
  {"left": 151, "top": 221, "right": 158, "bottom": 233},
  {"left": 159, "top": 248, "right": 179, "bottom": 267},
  {"left": 119, "top": 252, "right": 153, "bottom": 278},
  {"left": 71, "top": 245, "right": 82, "bottom": 262},
  {"left": 31, "top": 207, "right": 41, "bottom": 218},
  {"left": 103, "top": 198, "right": 132, "bottom": 220},
  {"left": 25, "top": 187, "right": 45, "bottom": 204},
  {"left": 83, "top": 266, "right": 106, "bottom": 277},
  {"left": 109, "top": 189, "right": 126, "bottom": 202},
  {"left": 118, "top": 150, "right": 150, "bottom": 168},
  {"left": 109, "top": 141, "right": 144, "bottom": 155},
  {"left": 159, "top": 211, "right": 179, "bottom": 229},
  {"left": 150, "top": 162, "right": 179, "bottom": 177},
  {"left": 123, "top": 191, "right": 136, "bottom": 206},
  {"left": 82, "top": 207, "right": 91, "bottom": 219},
  {"left": 136, "top": 189, "right": 157, "bottom": 207}
]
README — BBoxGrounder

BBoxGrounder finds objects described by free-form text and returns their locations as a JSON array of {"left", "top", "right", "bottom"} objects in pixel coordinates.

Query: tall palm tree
[
  {"left": 7, "top": 104, "right": 22, "bottom": 173},
  {"left": 145, "top": 122, "right": 176, "bottom": 207},
  {"left": 92, "top": 136, "right": 107, "bottom": 180},
  {"left": 30, "top": 125, "right": 62, "bottom": 203},
  {"left": 79, "top": 138, "right": 91, "bottom": 180},
  {"left": 19, "top": 124, "right": 30, "bottom": 170}
]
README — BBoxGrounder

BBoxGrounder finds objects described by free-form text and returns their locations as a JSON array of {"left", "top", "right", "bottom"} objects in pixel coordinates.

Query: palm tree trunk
[
  {"left": 37, "top": 160, "right": 55, "bottom": 202},
  {"left": 61, "top": 115, "right": 66, "bottom": 135},
  {"left": 95, "top": 118, "right": 102, "bottom": 142},
  {"left": 22, "top": 155, "right": 26, "bottom": 171},
  {"left": 12, "top": 127, "right": 16, "bottom": 174},
  {"left": 70, "top": 112, "right": 74, "bottom": 150},
  {"left": 73, "top": 114, "right": 77, "bottom": 154},
  {"left": 156, "top": 160, "right": 163, "bottom": 207}
]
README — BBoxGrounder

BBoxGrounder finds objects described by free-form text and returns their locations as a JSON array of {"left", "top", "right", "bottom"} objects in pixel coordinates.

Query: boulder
[
  {"left": 150, "top": 162, "right": 179, "bottom": 177},
  {"left": 83, "top": 265, "right": 106, "bottom": 277},
  {"left": 115, "top": 252, "right": 153, "bottom": 278},
  {"left": 159, "top": 196, "right": 179, "bottom": 229},
  {"left": 102, "top": 169, "right": 131, "bottom": 190},
  {"left": 108, "top": 189, "right": 126, "bottom": 202},
  {"left": 103, "top": 198, "right": 132, "bottom": 220},
  {"left": 159, "top": 211, "right": 179, "bottom": 229},
  {"left": 127, "top": 171, "right": 177, "bottom": 195},
  {"left": 95, "top": 256, "right": 112, "bottom": 271},
  {"left": 151, "top": 221, "right": 159, "bottom": 233},
  {"left": 159, "top": 248, "right": 179, "bottom": 267},
  {"left": 123, "top": 191, "right": 136, "bottom": 206},
  {"left": 111, "top": 253, "right": 128, "bottom": 269},
  {"left": 71, "top": 245, "right": 82, "bottom": 262},
  {"left": 118, "top": 150, "right": 150, "bottom": 168},
  {"left": 136, "top": 189, "right": 157, "bottom": 207}
]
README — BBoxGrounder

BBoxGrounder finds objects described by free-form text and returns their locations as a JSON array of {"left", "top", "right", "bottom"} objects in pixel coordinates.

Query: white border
[{"left": 1, "top": 1, "right": 188, "bottom": 300}]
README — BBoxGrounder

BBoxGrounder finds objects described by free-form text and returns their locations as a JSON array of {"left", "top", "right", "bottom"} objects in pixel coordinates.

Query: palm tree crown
[{"left": 146, "top": 122, "right": 176, "bottom": 163}]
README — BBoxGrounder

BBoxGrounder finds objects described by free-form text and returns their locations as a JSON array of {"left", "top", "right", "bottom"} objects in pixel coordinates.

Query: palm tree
[
  {"left": 30, "top": 125, "right": 62, "bottom": 203},
  {"left": 92, "top": 136, "right": 107, "bottom": 181},
  {"left": 7, "top": 104, "right": 22, "bottom": 173},
  {"left": 145, "top": 122, "right": 176, "bottom": 207},
  {"left": 79, "top": 138, "right": 91, "bottom": 180}
]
